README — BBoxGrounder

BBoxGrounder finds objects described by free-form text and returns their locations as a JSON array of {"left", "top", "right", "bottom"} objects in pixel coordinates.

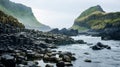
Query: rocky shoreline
[
  {"left": 79, "top": 28, "right": 120, "bottom": 40},
  {"left": 49, "top": 28, "right": 79, "bottom": 36},
  {"left": 0, "top": 10, "right": 87, "bottom": 67},
  {"left": 0, "top": 28, "right": 86, "bottom": 67}
]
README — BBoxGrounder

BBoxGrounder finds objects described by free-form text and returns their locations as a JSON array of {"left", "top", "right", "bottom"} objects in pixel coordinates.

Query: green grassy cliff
[
  {"left": 78, "top": 5, "right": 105, "bottom": 18},
  {"left": 0, "top": 10, "right": 24, "bottom": 28},
  {"left": 0, "top": 0, "right": 50, "bottom": 31},
  {"left": 71, "top": 5, "right": 120, "bottom": 32},
  {"left": 0, "top": 10, "right": 25, "bottom": 34}
]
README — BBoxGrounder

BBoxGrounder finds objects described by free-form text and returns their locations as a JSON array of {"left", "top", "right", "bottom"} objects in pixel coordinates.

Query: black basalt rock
[
  {"left": 56, "top": 61, "right": 65, "bottom": 67},
  {"left": 1, "top": 54, "right": 15, "bottom": 67},
  {"left": 91, "top": 42, "right": 111, "bottom": 50}
]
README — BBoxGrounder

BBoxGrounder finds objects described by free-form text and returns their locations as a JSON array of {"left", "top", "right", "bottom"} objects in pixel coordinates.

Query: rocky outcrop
[
  {"left": 71, "top": 5, "right": 105, "bottom": 31},
  {"left": 71, "top": 5, "right": 120, "bottom": 31},
  {"left": 0, "top": 0, "right": 50, "bottom": 31},
  {"left": 1, "top": 54, "right": 16, "bottom": 67},
  {"left": 84, "top": 59, "right": 92, "bottom": 63},
  {"left": 0, "top": 32, "right": 78, "bottom": 65},
  {"left": 0, "top": 10, "right": 25, "bottom": 34},
  {"left": 100, "top": 28, "right": 120, "bottom": 40},
  {"left": 0, "top": 10, "right": 85, "bottom": 67},
  {"left": 49, "top": 28, "right": 78, "bottom": 36},
  {"left": 0, "top": 30, "right": 81, "bottom": 67},
  {"left": 90, "top": 42, "right": 111, "bottom": 50},
  {"left": 71, "top": 5, "right": 120, "bottom": 40},
  {"left": 77, "top": 5, "right": 105, "bottom": 19}
]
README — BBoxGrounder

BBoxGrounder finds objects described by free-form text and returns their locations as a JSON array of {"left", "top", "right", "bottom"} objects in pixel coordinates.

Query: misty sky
[{"left": 10, "top": 0, "right": 120, "bottom": 29}]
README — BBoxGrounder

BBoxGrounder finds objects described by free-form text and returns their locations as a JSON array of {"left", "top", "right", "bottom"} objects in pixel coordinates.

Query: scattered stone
[
  {"left": 56, "top": 61, "right": 65, "bottom": 67},
  {"left": 91, "top": 42, "right": 111, "bottom": 50},
  {"left": 71, "top": 56, "right": 76, "bottom": 61},
  {"left": 87, "top": 43, "right": 93, "bottom": 45},
  {"left": 84, "top": 59, "right": 92, "bottom": 63},
  {"left": 45, "top": 64, "right": 54, "bottom": 67},
  {"left": 64, "top": 62, "right": 73, "bottom": 66},
  {"left": 0, "top": 63, "right": 5, "bottom": 67},
  {"left": 84, "top": 52, "right": 89, "bottom": 55},
  {"left": 75, "top": 40, "right": 86, "bottom": 44},
  {"left": 43, "top": 54, "right": 49, "bottom": 62},
  {"left": 16, "top": 55, "right": 26, "bottom": 64},
  {"left": 22, "top": 61, "right": 37, "bottom": 67},
  {"left": 1, "top": 54, "right": 15, "bottom": 67},
  {"left": 0, "top": 22, "right": 79, "bottom": 67},
  {"left": 62, "top": 55, "right": 71, "bottom": 62},
  {"left": 49, "top": 56, "right": 58, "bottom": 63}
]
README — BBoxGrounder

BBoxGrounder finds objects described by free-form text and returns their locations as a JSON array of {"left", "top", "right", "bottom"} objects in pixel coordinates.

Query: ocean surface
[{"left": 39, "top": 35, "right": 120, "bottom": 67}]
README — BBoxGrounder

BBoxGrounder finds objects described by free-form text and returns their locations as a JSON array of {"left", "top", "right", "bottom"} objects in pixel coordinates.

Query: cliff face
[
  {"left": 71, "top": 5, "right": 120, "bottom": 32},
  {"left": 78, "top": 5, "right": 105, "bottom": 19},
  {"left": 0, "top": 10, "right": 25, "bottom": 33},
  {"left": 0, "top": 0, "right": 50, "bottom": 31},
  {"left": 71, "top": 5, "right": 120, "bottom": 40}
]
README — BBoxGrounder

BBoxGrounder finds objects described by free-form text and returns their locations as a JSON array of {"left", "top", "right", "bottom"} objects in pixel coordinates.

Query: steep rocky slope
[
  {"left": 71, "top": 5, "right": 120, "bottom": 40},
  {"left": 0, "top": 10, "right": 25, "bottom": 33},
  {"left": 0, "top": 0, "right": 50, "bottom": 31},
  {"left": 71, "top": 5, "right": 120, "bottom": 31}
]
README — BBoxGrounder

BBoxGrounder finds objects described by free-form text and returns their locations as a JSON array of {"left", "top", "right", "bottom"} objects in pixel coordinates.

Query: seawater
[{"left": 39, "top": 35, "right": 120, "bottom": 67}]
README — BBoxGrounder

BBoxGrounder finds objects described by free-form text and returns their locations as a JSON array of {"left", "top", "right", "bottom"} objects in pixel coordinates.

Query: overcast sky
[{"left": 10, "top": 0, "right": 120, "bottom": 29}]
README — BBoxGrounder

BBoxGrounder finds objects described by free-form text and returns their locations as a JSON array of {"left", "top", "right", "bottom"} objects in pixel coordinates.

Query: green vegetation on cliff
[
  {"left": 71, "top": 5, "right": 120, "bottom": 31},
  {"left": 0, "top": 0, "right": 50, "bottom": 30},
  {"left": 0, "top": 10, "right": 24, "bottom": 28},
  {"left": 78, "top": 5, "right": 105, "bottom": 18}
]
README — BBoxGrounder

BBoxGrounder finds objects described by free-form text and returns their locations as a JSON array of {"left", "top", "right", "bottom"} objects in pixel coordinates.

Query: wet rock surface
[
  {"left": 90, "top": 42, "right": 111, "bottom": 50},
  {"left": 84, "top": 59, "right": 92, "bottom": 63},
  {"left": 0, "top": 28, "right": 84, "bottom": 67},
  {"left": 1, "top": 54, "right": 15, "bottom": 67},
  {"left": 0, "top": 11, "right": 85, "bottom": 66},
  {"left": 0, "top": 9, "right": 86, "bottom": 67}
]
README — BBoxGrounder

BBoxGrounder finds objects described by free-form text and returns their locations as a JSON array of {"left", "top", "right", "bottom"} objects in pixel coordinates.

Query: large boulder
[
  {"left": 84, "top": 59, "right": 92, "bottom": 63},
  {"left": 91, "top": 42, "right": 111, "bottom": 50},
  {"left": 62, "top": 55, "right": 71, "bottom": 62},
  {"left": 64, "top": 62, "right": 73, "bottom": 66},
  {"left": 26, "top": 50, "right": 36, "bottom": 60},
  {"left": 45, "top": 64, "right": 54, "bottom": 67},
  {"left": 56, "top": 61, "right": 65, "bottom": 67},
  {"left": 59, "top": 52, "right": 76, "bottom": 62},
  {"left": 1, "top": 54, "right": 16, "bottom": 67},
  {"left": 49, "top": 56, "right": 58, "bottom": 63}
]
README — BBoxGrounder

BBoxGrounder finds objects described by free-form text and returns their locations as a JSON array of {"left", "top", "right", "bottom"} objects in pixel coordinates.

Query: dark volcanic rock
[
  {"left": 0, "top": 30, "right": 78, "bottom": 66},
  {"left": 101, "top": 28, "right": 120, "bottom": 40},
  {"left": 49, "top": 28, "right": 78, "bottom": 36},
  {"left": 56, "top": 61, "right": 65, "bottom": 67},
  {"left": 75, "top": 40, "right": 86, "bottom": 44},
  {"left": 59, "top": 51, "right": 76, "bottom": 62},
  {"left": 0, "top": 63, "right": 5, "bottom": 67},
  {"left": 91, "top": 42, "right": 111, "bottom": 50},
  {"left": 84, "top": 59, "right": 92, "bottom": 63},
  {"left": 1, "top": 54, "right": 15, "bottom": 67},
  {"left": 62, "top": 55, "right": 71, "bottom": 62},
  {"left": 64, "top": 62, "right": 73, "bottom": 66},
  {"left": 0, "top": 9, "right": 80, "bottom": 67},
  {"left": 16, "top": 55, "right": 26, "bottom": 64},
  {"left": 45, "top": 64, "right": 54, "bottom": 67}
]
